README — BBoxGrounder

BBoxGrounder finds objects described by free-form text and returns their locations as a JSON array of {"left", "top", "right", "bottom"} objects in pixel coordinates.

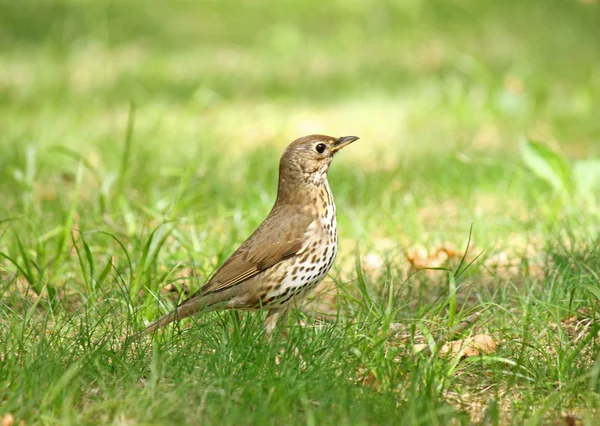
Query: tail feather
[
  {"left": 142, "top": 310, "right": 180, "bottom": 335},
  {"left": 135, "top": 289, "right": 234, "bottom": 338}
]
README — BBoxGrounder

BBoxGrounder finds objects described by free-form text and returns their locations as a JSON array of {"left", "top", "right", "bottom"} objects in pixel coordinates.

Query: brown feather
[{"left": 196, "top": 206, "right": 313, "bottom": 296}]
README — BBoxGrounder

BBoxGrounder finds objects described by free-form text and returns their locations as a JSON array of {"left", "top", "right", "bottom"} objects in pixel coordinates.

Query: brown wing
[{"left": 187, "top": 205, "right": 314, "bottom": 299}]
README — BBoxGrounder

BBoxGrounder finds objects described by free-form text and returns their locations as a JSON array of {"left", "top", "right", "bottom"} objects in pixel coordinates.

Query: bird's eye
[{"left": 315, "top": 143, "right": 326, "bottom": 154}]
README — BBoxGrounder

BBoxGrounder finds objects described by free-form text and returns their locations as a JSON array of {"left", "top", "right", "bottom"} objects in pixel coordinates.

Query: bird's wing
[{"left": 189, "top": 206, "right": 314, "bottom": 298}]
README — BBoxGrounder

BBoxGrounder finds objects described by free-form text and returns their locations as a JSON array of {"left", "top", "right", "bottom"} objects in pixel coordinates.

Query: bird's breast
[{"left": 259, "top": 183, "right": 338, "bottom": 307}]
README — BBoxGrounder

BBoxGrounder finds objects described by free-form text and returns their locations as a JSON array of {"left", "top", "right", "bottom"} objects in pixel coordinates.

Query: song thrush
[{"left": 141, "top": 134, "right": 359, "bottom": 335}]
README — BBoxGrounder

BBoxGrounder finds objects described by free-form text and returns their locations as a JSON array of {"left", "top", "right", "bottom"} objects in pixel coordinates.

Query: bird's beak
[{"left": 331, "top": 136, "right": 359, "bottom": 153}]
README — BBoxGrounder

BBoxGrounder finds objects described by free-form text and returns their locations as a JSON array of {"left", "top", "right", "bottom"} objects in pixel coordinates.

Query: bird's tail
[
  {"left": 133, "top": 295, "right": 205, "bottom": 338},
  {"left": 134, "top": 291, "right": 230, "bottom": 339},
  {"left": 142, "top": 310, "right": 180, "bottom": 335}
]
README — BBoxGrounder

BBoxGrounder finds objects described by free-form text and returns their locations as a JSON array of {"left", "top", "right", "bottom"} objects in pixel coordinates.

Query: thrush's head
[{"left": 277, "top": 134, "right": 358, "bottom": 200}]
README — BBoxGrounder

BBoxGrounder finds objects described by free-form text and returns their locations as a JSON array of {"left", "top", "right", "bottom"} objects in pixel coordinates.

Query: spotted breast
[{"left": 255, "top": 180, "right": 338, "bottom": 309}]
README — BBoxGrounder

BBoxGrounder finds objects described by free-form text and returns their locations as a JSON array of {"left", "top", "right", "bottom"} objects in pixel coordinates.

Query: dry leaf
[
  {"left": 2, "top": 414, "right": 14, "bottom": 426},
  {"left": 362, "top": 371, "right": 380, "bottom": 389},
  {"left": 357, "top": 368, "right": 380, "bottom": 390},
  {"left": 441, "top": 334, "right": 497, "bottom": 357},
  {"left": 413, "top": 343, "right": 429, "bottom": 353},
  {"left": 562, "top": 414, "right": 584, "bottom": 426},
  {"left": 406, "top": 245, "right": 445, "bottom": 269},
  {"left": 414, "top": 334, "right": 497, "bottom": 358},
  {"left": 405, "top": 243, "right": 462, "bottom": 269}
]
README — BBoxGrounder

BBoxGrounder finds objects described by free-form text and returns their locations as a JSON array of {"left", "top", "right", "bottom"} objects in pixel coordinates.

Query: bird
[{"left": 140, "top": 134, "right": 359, "bottom": 336}]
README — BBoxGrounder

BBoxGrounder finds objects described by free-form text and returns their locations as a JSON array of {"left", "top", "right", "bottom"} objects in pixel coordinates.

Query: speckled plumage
[{"left": 142, "top": 134, "right": 358, "bottom": 335}]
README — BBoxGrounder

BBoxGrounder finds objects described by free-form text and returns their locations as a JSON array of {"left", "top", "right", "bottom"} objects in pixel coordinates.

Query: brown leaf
[
  {"left": 2, "top": 414, "right": 14, "bottom": 426},
  {"left": 414, "top": 334, "right": 497, "bottom": 358},
  {"left": 413, "top": 343, "right": 429, "bottom": 353},
  {"left": 406, "top": 245, "right": 447, "bottom": 269},
  {"left": 441, "top": 334, "right": 497, "bottom": 357},
  {"left": 405, "top": 243, "right": 464, "bottom": 270},
  {"left": 357, "top": 368, "right": 380, "bottom": 390},
  {"left": 564, "top": 414, "right": 582, "bottom": 426}
]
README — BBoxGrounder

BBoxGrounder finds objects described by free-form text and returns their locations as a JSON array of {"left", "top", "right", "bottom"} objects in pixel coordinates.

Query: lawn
[{"left": 1, "top": 0, "right": 600, "bottom": 424}]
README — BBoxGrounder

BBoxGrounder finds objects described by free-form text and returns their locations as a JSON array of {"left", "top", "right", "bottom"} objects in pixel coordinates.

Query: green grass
[{"left": 1, "top": 0, "right": 600, "bottom": 424}]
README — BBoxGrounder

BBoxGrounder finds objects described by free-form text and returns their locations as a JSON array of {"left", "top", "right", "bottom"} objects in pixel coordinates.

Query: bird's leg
[{"left": 264, "top": 307, "right": 290, "bottom": 337}]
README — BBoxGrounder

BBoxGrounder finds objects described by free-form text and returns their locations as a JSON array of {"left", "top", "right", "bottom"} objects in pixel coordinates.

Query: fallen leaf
[
  {"left": 444, "top": 333, "right": 497, "bottom": 357},
  {"left": 413, "top": 343, "right": 429, "bottom": 353},
  {"left": 414, "top": 334, "right": 497, "bottom": 358},
  {"left": 2, "top": 414, "right": 14, "bottom": 426},
  {"left": 406, "top": 245, "right": 446, "bottom": 269},
  {"left": 405, "top": 243, "right": 463, "bottom": 269},
  {"left": 564, "top": 414, "right": 581, "bottom": 426},
  {"left": 357, "top": 368, "right": 380, "bottom": 390}
]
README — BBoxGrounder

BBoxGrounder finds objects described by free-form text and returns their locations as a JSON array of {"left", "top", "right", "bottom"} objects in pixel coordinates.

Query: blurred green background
[
  {"left": 2, "top": 0, "right": 599, "bottom": 157},
  {"left": 2, "top": 0, "right": 599, "bottom": 244}
]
